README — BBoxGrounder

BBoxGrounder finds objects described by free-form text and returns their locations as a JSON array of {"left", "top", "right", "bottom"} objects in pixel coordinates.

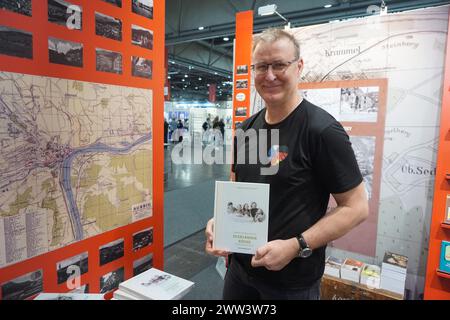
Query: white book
[
  {"left": 113, "top": 289, "right": 139, "bottom": 300},
  {"left": 34, "top": 293, "right": 105, "bottom": 300},
  {"left": 213, "top": 181, "right": 270, "bottom": 254},
  {"left": 119, "top": 268, "right": 194, "bottom": 300}
]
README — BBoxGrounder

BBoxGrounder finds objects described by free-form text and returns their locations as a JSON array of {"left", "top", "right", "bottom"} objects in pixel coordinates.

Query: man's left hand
[{"left": 251, "top": 238, "right": 299, "bottom": 271}]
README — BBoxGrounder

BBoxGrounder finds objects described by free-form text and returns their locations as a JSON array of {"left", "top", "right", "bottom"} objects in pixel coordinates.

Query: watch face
[{"left": 300, "top": 248, "right": 312, "bottom": 258}]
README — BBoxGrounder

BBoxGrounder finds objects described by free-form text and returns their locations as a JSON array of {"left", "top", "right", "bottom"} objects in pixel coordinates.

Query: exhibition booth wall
[
  {"left": 0, "top": 0, "right": 165, "bottom": 299},
  {"left": 236, "top": 5, "right": 450, "bottom": 299}
]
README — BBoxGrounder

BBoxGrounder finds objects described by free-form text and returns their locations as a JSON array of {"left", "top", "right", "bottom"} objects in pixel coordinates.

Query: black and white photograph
[
  {"left": 131, "top": 56, "right": 152, "bottom": 79},
  {"left": 235, "top": 107, "right": 247, "bottom": 117},
  {"left": 48, "top": 36, "right": 83, "bottom": 67},
  {"left": 0, "top": 269, "right": 43, "bottom": 300},
  {"left": 56, "top": 252, "right": 88, "bottom": 284},
  {"left": 0, "top": 0, "right": 32, "bottom": 16},
  {"left": 99, "top": 238, "right": 124, "bottom": 266},
  {"left": 236, "top": 79, "right": 248, "bottom": 89},
  {"left": 340, "top": 86, "right": 379, "bottom": 122},
  {"left": 236, "top": 64, "right": 248, "bottom": 75},
  {"left": 132, "top": 0, "right": 153, "bottom": 19},
  {"left": 100, "top": 267, "right": 124, "bottom": 293},
  {"left": 101, "top": 0, "right": 122, "bottom": 7},
  {"left": 0, "top": 25, "right": 32, "bottom": 59},
  {"left": 226, "top": 201, "right": 266, "bottom": 223},
  {"left": 131, "top": 24, "right": 153, "bottom": 50},
  {"left": 133, "top": 254, "right": 153, "bottom": 276},
  {"left": 96, "top": 48, "right": 122, "bottom": 74},
  {"left": 132, "top": 227, "right": 153, "bottom": 251},
  {"left": 350, "top": 135, "right": 375, "bottom": 200},
  {"left": 48, "top": 0, "right": 82, "bottom": 30},
  {"left": 95, "top": 11, "right": 122, "bottom": 41}
]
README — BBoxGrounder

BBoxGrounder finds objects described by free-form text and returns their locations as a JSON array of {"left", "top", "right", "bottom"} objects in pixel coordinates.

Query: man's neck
[{"left": 265, "top": 95, "right": 303, "bottom": 124}]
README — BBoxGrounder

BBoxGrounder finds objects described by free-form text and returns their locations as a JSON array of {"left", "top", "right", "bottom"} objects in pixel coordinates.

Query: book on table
[
  {"left": 118, "top": 268, "right": 194, "bottom": 300},
  {"left": 34, "top": 293, "right": 105, "bottom": 300},
  {"left": 213, "top": 181, "right": 270, "bottom": 255}
]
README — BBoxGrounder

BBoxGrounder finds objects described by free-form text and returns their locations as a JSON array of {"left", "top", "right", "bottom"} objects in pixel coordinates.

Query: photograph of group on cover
[
  {"left": 141, "top": 274, "right": 171, "bottom": 286},
  {"left": 226, "top": 201, "right": 266, "bottom": 223}
]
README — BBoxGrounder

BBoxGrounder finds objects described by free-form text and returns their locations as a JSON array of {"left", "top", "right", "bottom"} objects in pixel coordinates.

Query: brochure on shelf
[
  {"left": 213, "top": 181, "right": 270, "bottom": 254},
  {"left": 439, "top": 240, "right": 450, "bottom": 273}
]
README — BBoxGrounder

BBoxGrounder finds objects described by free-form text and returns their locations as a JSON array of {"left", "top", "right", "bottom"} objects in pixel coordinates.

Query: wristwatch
[{"left": 296, "top": 234, "right": 312, "bottom": 258}]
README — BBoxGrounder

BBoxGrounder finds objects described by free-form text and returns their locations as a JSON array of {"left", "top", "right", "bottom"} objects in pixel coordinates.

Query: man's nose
[{"left": 264, "top": 66, "right": 277, "bottom": 81}]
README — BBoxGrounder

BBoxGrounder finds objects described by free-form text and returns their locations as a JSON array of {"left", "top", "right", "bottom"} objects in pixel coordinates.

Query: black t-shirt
[{"left": 231, "top": 99, "right": 363, "bottom": 289}]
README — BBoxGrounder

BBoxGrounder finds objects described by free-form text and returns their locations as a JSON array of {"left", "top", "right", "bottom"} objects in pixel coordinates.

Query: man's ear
[{"left": 297, "top": 58, "right": 304, "bottom": 75}]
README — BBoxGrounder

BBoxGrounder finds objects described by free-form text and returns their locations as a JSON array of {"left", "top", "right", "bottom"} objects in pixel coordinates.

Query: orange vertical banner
[
  {"left": 232, "top": 11, "right": 253, "bottom": 127},
  {"left": 424, "top": 9, "right": 450, "bottom": 300}
]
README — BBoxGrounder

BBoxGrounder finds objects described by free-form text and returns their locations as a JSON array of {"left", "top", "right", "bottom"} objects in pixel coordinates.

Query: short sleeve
[{"left": 314, "top": 122, "right": 363, "bottom": 194}]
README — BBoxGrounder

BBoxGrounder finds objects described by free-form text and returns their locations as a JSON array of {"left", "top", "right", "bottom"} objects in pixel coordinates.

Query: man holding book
[{"left": 205, "top": 28, "right": 368, "bottom": 299}]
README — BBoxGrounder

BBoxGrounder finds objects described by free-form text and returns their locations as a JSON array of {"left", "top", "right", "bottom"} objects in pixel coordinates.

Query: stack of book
[
  {"left": 34, "top": 293, "right": 105, "bottom": 300},
  {"left": 113, "top": 268, "right": 194, "bottom": 300},
  {"left": 340, "top": 258, "right": 364, "bottom": 283},
  {"left": 360, "top": 264, "right": 381, "bottom": 289},
  {"left": 380, "top": 251, "right": 408, "bottom": 296},
  {"left": 324, "top": 256, "right": 344, "bottom": 278}
]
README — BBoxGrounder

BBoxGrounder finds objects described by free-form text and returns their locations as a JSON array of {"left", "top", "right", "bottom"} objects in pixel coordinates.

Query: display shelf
[{"left": 436, "top": 269, "right": 450, "bottom": 280}]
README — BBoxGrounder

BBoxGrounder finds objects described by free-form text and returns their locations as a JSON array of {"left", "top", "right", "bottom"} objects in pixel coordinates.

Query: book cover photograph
[{"left": 213, "top": 181, "right": 270, "bottom": 254}]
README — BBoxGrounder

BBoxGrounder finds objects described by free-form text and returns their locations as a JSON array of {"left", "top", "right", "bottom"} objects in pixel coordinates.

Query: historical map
[{"left": 0, "top": 72, "right": 153, "bottom": 268}]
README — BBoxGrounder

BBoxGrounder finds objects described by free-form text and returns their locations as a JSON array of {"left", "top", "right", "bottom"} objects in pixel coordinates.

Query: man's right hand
[{"left": 205, "top": 218, "right": 229, "bottom": 257}]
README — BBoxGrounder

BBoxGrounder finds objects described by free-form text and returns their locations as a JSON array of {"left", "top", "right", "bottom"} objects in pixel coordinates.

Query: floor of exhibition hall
[{"left": 163, "top": 143, "right": 229, "bottom": 299}]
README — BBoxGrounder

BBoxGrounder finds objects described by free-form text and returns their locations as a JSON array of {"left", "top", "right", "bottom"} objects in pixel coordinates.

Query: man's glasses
[{"left": 250, "top": 59, "right": 298, "bottom": 75}]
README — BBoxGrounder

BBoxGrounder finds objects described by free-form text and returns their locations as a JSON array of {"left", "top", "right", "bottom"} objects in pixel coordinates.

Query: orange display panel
[
  {"left": 424, "top": 9, "right": 450, "bottom": 300},
  {"left": 0, "top": 0, "right": 164, "bottom": 299},
  {"left": 232, "top": 11, "right": 253, "bottom": 128}
]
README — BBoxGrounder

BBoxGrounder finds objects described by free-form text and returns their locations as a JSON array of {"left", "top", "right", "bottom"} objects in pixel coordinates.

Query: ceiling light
[
  {"left": 257, "top": 4, "right": 290, "bottom": 27},
  {"left": 198, "top": 26, "right": 204, "bottom": 30},
  {"left": 182, "top": 79, "right": 185, "bottom": 82},
  {"left": 214, "top": 72, "right": 218, "bottom": 75},
  {"left": 324, "top": 4, "right": 332, "bottom": 8},
  {"left": 198, "top": 77, "right": 202, "bottom": 80},
  {"left": 167, "top": 76, "right": 171, "bottom": 79},
  {"left": 223, "top": 37, "right": 229, "bottom": 41},
  {"left": 184, "top": 74, "right": 188, "bottom": 78}
]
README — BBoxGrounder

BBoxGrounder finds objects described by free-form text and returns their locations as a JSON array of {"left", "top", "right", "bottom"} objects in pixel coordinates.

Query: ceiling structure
[{"left": 166, "top": 0, "right": 450, "bottom": 101}]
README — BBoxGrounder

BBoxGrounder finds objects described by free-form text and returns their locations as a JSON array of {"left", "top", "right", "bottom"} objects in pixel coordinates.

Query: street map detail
[{"left": 0, "top": 72, "right": 153, "bottom": 268}]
